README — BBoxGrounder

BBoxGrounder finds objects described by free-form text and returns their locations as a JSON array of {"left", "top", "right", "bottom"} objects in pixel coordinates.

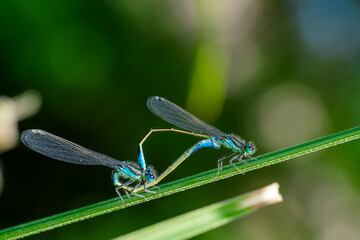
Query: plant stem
[{"left": 1, "top": 126, "right": 360, "bottom": 240}]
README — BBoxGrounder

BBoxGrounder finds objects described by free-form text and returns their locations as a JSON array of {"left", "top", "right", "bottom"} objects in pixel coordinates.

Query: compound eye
[
  {"left": 246, "top": 146, "right": 253, "bottom": 153},
  {"left": 147, "top": 173, "right": 155, "bottom": 181},
  {"left": 146, "top": 166, "right": 156, "bottom": 181}
]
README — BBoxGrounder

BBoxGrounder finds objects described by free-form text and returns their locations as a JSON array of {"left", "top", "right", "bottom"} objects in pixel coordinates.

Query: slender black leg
[
  {"left": 247, "top": 155, "right": 257, "bottom": 161},
  {"left": 236, "top": 153, "right": 251, "bottom": 165},
  {"left": 130, "top": 181, "right": 148, "bottom": 200},
  {"left": 229, "top": 153, "right": 245, "bottom": 175},
  {"left": 115, "top": 188, "right": 124, "bottom": 205},
  {"left": 131, "top": 191, "right": 147, "bottom": 200},
  {"left": 144, "top": 181, "right": 158, "bottom": 195},
  {"left": 124, "top": 190, "right": 131, "bottom": 199},
  {"left": 115, "top": 179, "right": 135, "bottom": 206},
  {"left": 130, "top": 180, "right": 142, "bottom": 195},
  {"left": 217, "top": 152, "right": 236, "bottom": 176}
]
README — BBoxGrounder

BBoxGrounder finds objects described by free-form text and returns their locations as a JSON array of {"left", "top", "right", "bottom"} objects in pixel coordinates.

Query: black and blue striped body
[{"left": 187, "top": 139, "right": 221, "bottom": 155}]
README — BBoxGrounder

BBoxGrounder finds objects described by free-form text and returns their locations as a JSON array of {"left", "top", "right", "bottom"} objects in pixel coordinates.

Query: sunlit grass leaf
[{"left": 115, "top": 183, "right": 282, "bottom": 240}]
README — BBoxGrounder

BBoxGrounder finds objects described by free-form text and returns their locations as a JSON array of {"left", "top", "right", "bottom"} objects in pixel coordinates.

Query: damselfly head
[
  {"left": 244, "top": 142, "right": 256, "bottom": 156},
  {"left": 145, "top": 166, "right": 157, "bottom": 182}
]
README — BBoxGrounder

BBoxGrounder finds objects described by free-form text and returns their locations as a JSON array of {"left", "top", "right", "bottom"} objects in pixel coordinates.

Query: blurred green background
[{"left": 1, "top": 0, "right": 360, "bottom": 239}]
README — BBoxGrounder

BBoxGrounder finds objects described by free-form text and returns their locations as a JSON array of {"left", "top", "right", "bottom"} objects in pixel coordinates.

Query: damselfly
[
  {"left": 21, "top": 129, "right": 157, "bottom": 205},
  {"left": 138, "top": 96, "right": 256, "bottom": 177}
]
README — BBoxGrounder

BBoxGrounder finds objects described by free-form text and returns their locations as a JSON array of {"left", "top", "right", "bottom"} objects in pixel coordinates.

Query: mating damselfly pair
[{"left": 21, "top": 96, "right": 256, "bottom": 205}]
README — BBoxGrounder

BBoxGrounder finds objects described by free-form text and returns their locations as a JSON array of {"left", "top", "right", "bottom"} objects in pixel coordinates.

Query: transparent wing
[
  {"left": 147, "top": 96, "right": 227, "bottom": 137},
  {"left": 21, "top": 129, "right": 122, "bottom": 169}
]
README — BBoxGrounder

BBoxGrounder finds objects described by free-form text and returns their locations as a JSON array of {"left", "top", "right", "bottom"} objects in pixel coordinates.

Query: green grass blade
[
  {"left": 1, "top": 126, "right": 360, "bottom": 240},
  {"left": 114, "top": 182, "right": 282, "bottom": 240}
]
